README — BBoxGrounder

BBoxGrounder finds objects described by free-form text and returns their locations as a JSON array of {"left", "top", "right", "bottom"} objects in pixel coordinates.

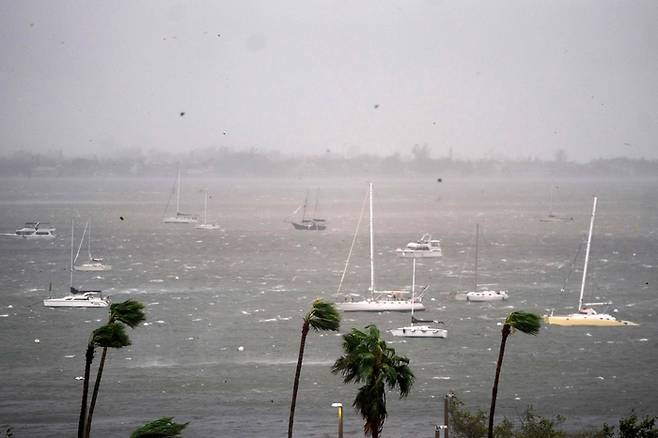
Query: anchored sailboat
[
  {"left": 545, "top": 197, "right": 637, "bottom": 327},
  {"left": 163, "top": 167, "right": 199, "bottom": 224},
  {"left": 74, "top": 221, "right": 111, "bottom": 271},
  {"left": 336, "top": 183, "right": 425, "bottom": 312},
  {"left": 195, "top": 189, "right": 221, "bottom": 230},
  {"left": 289, "top": 189, "right": 326, "bottom": 230},
  {"left": 390, "top": 258, "right": 446, "bottom": 338},
  {"left": 462, "top": 224, "right": 509, "bottom": 302},
  {"left": 43, "top": 220, "right": 109, "bottom": 308}
]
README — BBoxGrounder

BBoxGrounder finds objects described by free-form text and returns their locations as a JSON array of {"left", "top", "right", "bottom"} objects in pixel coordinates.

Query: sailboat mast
[
  {"left": 369, "top": 182, "right": 375, "bottom": 295},
  {"left": 578, "top": 197, "right": 597, "bottom": 311},
  {"left": 411, "top": 257, "right": 416, "bottom": 320},
  {"left": 313, "top": 188, "right": 319, "bottom": 219},
  {"left": 88, "top": 221, "right": 92, "bottom": 260},
  {"left": 70, "top": 220, "right": 74, "bottom": 288},
  {"left": 176, "top": 167, "right": 182, "bottom": 214},
  {"left": 474, "top": 224, "right": 479, "bottom": 291},
  {"left": 302, "top": 191, "right": 308, "bottom": 222},
  {"left": 203, "top": 190, "right": 208, "bottom": 225}
]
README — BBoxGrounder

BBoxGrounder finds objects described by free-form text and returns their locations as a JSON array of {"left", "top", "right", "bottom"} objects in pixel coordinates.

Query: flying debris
[
  {"left": 180, "top": 112, "right": 185, "bottom": 117},
  {"left": 373, "top": 104, "right": 379, "bottom": 109},
  {"left": 437, "top": 178, "right": 443, "bottom": 183},
  {"left": 120, "top": 216, "right": 124, "bottom": 221}
]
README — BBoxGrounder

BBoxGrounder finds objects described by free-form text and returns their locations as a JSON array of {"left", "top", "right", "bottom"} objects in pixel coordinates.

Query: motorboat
[
  {"left": 466, "top": 290, "right": 509, "bottom": 302},
  {"left": 5, "top": 222, "right": 56, "bottom": 239},
  {"left": 396, "top": 234, "right": 442, "bottom": 258}
]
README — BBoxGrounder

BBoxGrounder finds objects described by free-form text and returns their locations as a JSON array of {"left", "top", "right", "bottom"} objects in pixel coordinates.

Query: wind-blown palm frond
[
  {"left": 110, "top": 299, "right": 146, "bottom": 327},
  {"left": 505, "top": 311, "right": 542, "bottom": 336},
  {"left": 332, "top": 325, "right": 414, "bottom": 438},
  {"left": 92, "top": 323, "right": 130, "bottom": 349},
  {"left": 305, "top": 299, "right": 341, "bottom": 332},
  {"left": 130, "top": 417, "right": 189, "bottom": 438}
]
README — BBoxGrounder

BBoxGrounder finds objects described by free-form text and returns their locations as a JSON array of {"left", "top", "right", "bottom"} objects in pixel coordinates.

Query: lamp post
[
  {"left": 331, "top": 402, "right": 343, "bottom": 438},
  {"left": 444, "top": 391, "right": 455, "bottom": 438}
]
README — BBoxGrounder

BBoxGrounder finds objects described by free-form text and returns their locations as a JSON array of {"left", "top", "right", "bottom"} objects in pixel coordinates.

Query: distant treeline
[{"left": 1, "top": 147, "right": 657, "bottom": 178}]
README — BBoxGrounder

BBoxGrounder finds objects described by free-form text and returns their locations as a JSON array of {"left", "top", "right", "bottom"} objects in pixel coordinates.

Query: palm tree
[
  {"left": 130, "top": 417, "right": 189, "bottom": 438},
  {"left": 488, "top": 311, "right": 542, "bottom": 438},
  {"left": 332, "top": 325, "right": 414, "bottom": 438},
  {"left": 288, "top": 299, "right": 340, "bottom": 438},
  {"left": 84, "top": 300, "right": 146, "bottom": 438}
]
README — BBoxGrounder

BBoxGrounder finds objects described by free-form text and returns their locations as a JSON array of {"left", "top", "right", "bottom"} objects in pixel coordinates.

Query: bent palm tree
[
  {"left": 288, "top": 299, "right": 340, "bottom": 438},
  {"left": 332, "top": 325, "right": 414, "bottom": 438},
  {"left": 130, "top": 417, "right": 189, "bottom": 438},
  {"left": 488, "top": 311, "right": 541, "bottom": 438},
  {"left": 84, "top": 300, "right": 145, "bottom": 438}
]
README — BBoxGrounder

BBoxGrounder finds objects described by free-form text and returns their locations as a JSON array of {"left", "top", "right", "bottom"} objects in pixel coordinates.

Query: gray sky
[{"left": 1, "top": 1, "right": 656, "bottom": 162}]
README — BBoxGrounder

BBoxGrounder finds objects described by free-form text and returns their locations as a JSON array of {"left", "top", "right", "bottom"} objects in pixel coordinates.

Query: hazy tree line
[{"left": 1, "top": 146, "right": 657, "bottom": 178}]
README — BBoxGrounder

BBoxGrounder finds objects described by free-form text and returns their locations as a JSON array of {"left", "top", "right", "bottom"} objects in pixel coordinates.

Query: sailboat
[
  {"left": 462, "top": 224, "right": 509, "bottom": 302},
  {"left": 289, "top": 189, "right": 327, "bottom": 230},
  {"left": 336, "top": 183, "right": 426, "bottom": 312},
  {"left": 390, "top": 258, "right": 447, "bottom": 338},
  {"left": 73, "top": 221, "right": 112, "bottom": 271},
  {"left": 163, "top": 167, "right": 199, "bottom": 224},
  {"left": 43, "top": 220, "right": 109, "bottom": 308},
  {"left": 545, "top": 197, "right": 637, "bottom": 326},
  {"left": 540, "top": 185, "right": 574, "bottom": 222},
  {"left": 195, "top": 189, "right": 221, "bottom": 230}
]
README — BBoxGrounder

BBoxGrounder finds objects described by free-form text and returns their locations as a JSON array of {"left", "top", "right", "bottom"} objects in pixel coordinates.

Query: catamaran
[
  {"left": 73, "top": 221, "right": 112, "bottom": 271},
  {"left": 390, "top": 258, "right": 447, "bottom": 338},
  {"left": 195, "top": 189, "right": 221, "bottom": 230},
  {"left": 545, "top": 197, "right": 637, "bottom": 327},
  {"left": 43, "top": 221, "right": 109, "bottom": 308},
  {"left": 395, "top": 233, "right": 442, "bottom": 258},
  {"left": 462, "top": 224, "right": 509, "bottom": 302},
  {"left": 163, "top": 167, "right": 199, "bottom": 224},
  {"left": 336, "top": 183, "right": 425, "bottom": 312}
]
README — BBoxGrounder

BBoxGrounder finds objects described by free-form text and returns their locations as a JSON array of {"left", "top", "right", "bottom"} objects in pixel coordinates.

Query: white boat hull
[
  {"left": 163, "top": 216, "right": 198, "bottom": 224},
  {"left": 195, "top": 224, "right": 221, "bottom": 230},
  {"left": 43, "top": 298, "right": 109, "bottom": 308},
  {"left": 466, "top": 290, "right": 509, "bottom": 302},
  {"left": 545, "top": 313, "right": 638, "bottom": 327},
  {"left": 396, "top": 250, "right": 442, "bottom": 258},
  {"left": 337, "top": 300, "right": 425, "bottom": 312},
  {"left": 74, "top": 263, "right": 112, "bottom": 272},
  {"left": 390, "top": 325, "right": 447, "bottom": 338}
]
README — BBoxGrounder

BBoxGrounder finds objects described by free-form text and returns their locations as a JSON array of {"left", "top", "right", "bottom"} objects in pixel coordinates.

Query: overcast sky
[{"left": 1, "top": 1, "right": 656, "bottom": 162}]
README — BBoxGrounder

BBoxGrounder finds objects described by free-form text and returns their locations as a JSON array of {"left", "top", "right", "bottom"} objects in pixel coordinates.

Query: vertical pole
[
  {"left": 203, "top": 190, "right": 208, "bottom": 225},
  {"left": 444, "top": 394, "right": 450, "bottom": 438},
  {"left": 578, "top": 197, "right": 597, "bottom": 311},
  {"left": 337, "top": 405, "right": 343, "bottom": 438},
  {"left": 411, "top": 258, "right": 416, "bottom": 320},
  {"left": 70, "top": 219, "right": 74, "bottom": 288},
  {"left": 474, "top": 224, "right": 479, "bottom": 291},
  {"left": 176, "top": 167, "right": 181, "bottom": 214},
  {"left": 369, "top": 182, "right": 375, "bottom": 295}
]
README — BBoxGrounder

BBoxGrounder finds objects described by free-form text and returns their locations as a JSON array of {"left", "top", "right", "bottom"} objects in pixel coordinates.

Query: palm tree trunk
[
  {"left": 84, "top": 347, "right": 108, "bottom": 438},
  {"left": 78, "top": 344, "right": 95, "bottom": 438},
  {"left": 288, "top": 322, "right": 310, "bottom": 438},
  {"left": 488, "top": 324, "right": 511, "bottom": 438}
]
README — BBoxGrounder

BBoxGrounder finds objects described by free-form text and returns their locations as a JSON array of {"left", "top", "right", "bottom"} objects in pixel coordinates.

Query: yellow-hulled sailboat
[{"left": 544, "top": 197, "right": 638, "bottom": 327}]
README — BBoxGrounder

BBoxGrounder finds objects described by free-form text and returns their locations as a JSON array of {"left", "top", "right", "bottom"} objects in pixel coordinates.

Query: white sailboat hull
[
  {"left": 74, "top": 263, "right": 112, "bottom": 272},
  {"left": 466, "top": 290, "right": 509, "bottom": 302},
  {"left": 163, "top": 216, "right": 198, "bottom": 224},
  {"left": 545, "top": 313, "right": 638, "bottom": 327},
  {"left": 390, "top": 325, "right": 447, "bottom": 338},
  {"left": 195, "top": 223, "right": 221, "bottom": 230},
  {"left": 337, "top": 299, "right": 425, "bottom": 312},
  {"left": 396, "top": 250, "right": 442, "bottom": 258},
  {"left": 43, "top": 296, "right": 109, "bottom": 308}
]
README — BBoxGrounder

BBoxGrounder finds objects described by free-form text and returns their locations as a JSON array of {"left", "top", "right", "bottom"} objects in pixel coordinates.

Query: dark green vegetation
[
  {"left": 288, "top": 299, "right": 341, "bottom": 438},
  {"left": 129, "top": 417, "right": 189, "bottom": 438},
  {"left": 489, "top": 312, "right": 543, "bottom": 438},
  {"left": 78, "top": 300, "right": 146, "bottom": 438},
  {"left": 449, "top": 395, "right": 658, "bottom": 438},
  {"left": 332, "top": 325, "right": 414, "bottom": 438}
]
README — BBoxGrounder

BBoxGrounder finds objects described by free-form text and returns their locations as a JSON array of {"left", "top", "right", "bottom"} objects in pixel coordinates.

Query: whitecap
[
  {"left": 64, "top": 355, "right": 75, "bottom": 358},
  {"left": 156, "top": 320, "right": 165, "bottom": 324},
  {"left": 149, "top": 279, "right": 164, "bottom": 283},
  {"left": 431, "top": 376, "right": 451, "bottom": 380},
  {"left": 0, "top": 314, "right": 9, "bottom": 318},
  {"left": 639, "top": 338, "right": 648, "bottom": 342}
]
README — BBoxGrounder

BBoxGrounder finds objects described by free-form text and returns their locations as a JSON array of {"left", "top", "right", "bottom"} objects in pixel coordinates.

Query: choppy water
[{"left": 0, "top": 176, "right": 656, "bottom": 437}]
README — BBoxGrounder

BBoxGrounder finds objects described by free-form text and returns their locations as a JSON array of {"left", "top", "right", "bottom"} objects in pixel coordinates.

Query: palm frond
[
  {"left": 505, "top": 311, "right": 542, "bottom": 336},
  {"left": 110, "top": 299, "right": 146, "bottom": 328},
  {"left": 306, "top": 299, "right": 340, "bottom": 332},
  {"left": 130, "top": 417, "right": 189, "bottom": 438},
  {"left": 92, "top": 323, "right": 130, "bottom": 349}
]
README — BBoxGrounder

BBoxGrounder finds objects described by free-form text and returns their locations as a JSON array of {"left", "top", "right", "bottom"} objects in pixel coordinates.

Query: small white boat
[
  {"left": 391, "top": 258, "right": 446, "bottom": 338},
  {"left": 466, "top": 290, "right": 509, "bottom": 302},
  {"left": 545, "top": 197, "right": 637, "bottom": 327},
  {"left": 459, "top": 224, "right": 509, "bottom": 302},
  {"left": 195, "top": 189, "right": 221, "bottom": 230},
  {"left": 336, "top": 183, "right": 424, "bottom": 312},
  {"left": 43, "top": 291, "right": 109, "bottom": 308},
  {"left": 74, "top": 221, "right": 112, "bottom": 271},
  {"left": 3, "top": 222, "right": 56, "bottom": 239},
  {"left": 163, "top": 167, "right": 199, "bottom": 224},
  {"left": 396, "top": 234, "right": 442, "bottom": 258}
]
